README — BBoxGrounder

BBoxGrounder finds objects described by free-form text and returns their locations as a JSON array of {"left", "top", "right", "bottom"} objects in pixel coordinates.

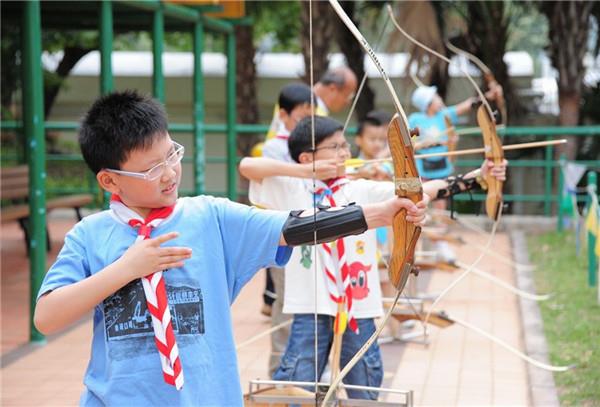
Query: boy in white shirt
[{"left": 240, "top": 116, "right": 506, "bottom": 400}]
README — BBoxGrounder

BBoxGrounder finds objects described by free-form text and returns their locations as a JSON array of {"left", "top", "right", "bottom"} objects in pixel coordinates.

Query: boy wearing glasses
[
  {"left": 34, "top": 91, "right": 427, "bottom": 406},
  {"left": 240, "top": 115, "right": 506, "bottom": 399},
  {"left": 241, "top": 116, "right": 429, "bottom": 399}
]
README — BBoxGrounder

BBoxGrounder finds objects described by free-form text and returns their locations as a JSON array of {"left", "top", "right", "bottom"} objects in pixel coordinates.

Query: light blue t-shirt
[
  {"left": 37, "top": 196, "right": 291, "bottom": 406},
  {"left": 408, "top": 106, "right": 458, "bottom": 179}
]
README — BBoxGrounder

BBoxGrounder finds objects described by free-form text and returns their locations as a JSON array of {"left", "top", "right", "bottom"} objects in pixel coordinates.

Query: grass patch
[{"left": 528, "top": 231, "right": 600, "bottom": 406}]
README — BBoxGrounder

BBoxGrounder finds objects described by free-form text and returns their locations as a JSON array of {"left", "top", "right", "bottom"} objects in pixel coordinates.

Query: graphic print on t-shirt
[
  {"left": 300, "top": 245, "right": 312, "bottom": 269},
  {"left": 103, "top": 278, "right": 204, "bottom": 359},
  {"left": 348, "top": 261, "right": 372, "bottom": 300}
]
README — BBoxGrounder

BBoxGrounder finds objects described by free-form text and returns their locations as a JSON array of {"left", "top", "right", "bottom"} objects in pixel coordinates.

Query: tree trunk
[
  {"left": 541, "top": 0, "right": 593, "bottom": 159},
  {"left": 386, "top": 1, "right": 449, "bottom": 99},
  {"left": 235, "top": 23, "right": 260, "bottom": 203},
  {"left": 559, "top": 92, "right": 582, "bottom": 160},
  {"left": 429, "top": 1, "right": 450, "bottom": 99},
  {"left": 333, "top": 1, "right": 374, "bottom": 122},
  {"left": 300, "top": 1, "right": 333, "bottom": 84},
  {"left": 464, "top": 1, "right": 521, "bottom": 124},
  {"left": 44, "top": 46, "right": 94, "bottom": 118}
]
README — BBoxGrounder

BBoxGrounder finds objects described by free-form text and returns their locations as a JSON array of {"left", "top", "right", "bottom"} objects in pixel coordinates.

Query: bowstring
[
  {"left": 308, "top": 1, "right": 319, "bottom": 402},
  {"left": 341, "top": 12, "right": 391, "bottom": 136},
  {"left": 385, "top": 4, "right": 495, "bottom": 122}
]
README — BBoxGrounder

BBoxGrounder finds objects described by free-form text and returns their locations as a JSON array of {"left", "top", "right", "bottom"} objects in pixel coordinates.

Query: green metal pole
[
  {"left": 225, "top": 31, "right": 237, "bottom": 201},
  {"left": 22, "top": 0, "right": 46, "bottom": 343},
  {"left": 193, "top": 22, "right": 206, "bottom": 195},
  {"left": 152, "top": 4, "right": 165, "bottom": 103},
  {"left": 99, "top": 0, "right": 113, "bottom": 208},
  {"left": 588, "top": 171, "right": 598, "bottom": 287},
  {"left": 557, "top": 154, "right": 565, "bottom": 231},
  {"left": 100, "top": 0, "right": 114, "bottom": 95},
  {"left": 544, "top": 136, "right": 553, "bottom": 216}
]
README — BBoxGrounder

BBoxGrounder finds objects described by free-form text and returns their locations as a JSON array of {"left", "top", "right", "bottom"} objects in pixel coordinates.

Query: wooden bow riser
[
  {"left": 443, "top": 115, "right": 458, "bottom": 163},
  {"left": 382, "top": 302, "right": 454, "bottom": 328},
  {"left": 391, "top": 312, "right": 454, "bottom": 328},
  {"left": 387, "top": 115, "right": 423, "bottom": 291},
  {"left": 422, "top": 229, "right": 465, "bottom": 246},
  {"left": 483, "top": 72, "right": 506, "bottom": 124},
  {"left": 414, "top": 260, "right": 460, "bottom": 272},
  {"left": 476, "top": 105, "right": 504, "bottom": 221}
]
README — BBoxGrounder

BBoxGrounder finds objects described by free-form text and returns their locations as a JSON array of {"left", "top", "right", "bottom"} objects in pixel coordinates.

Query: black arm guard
[
  {"left": 435, "top": 172, "right": 485, "bottom": 219},
  {"left": 435, "top": 173, "right": 481, "bottom": 200},
  {"left": 282, "top": 203, "right": 368, "bottom": 246}
]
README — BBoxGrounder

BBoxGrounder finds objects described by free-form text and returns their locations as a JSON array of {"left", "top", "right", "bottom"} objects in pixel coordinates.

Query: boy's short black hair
[
  {"left": 357, "top": 110, "right": 393, "bottom": 136},
  {"left": 78, "top": 90, "right": 168, "bottom": 174},
  {"left": 279, "top": 83, "right": 313, "bottom": 114},
  {"left": 288, "top": 116, "right": 343, "bottom": 163}
]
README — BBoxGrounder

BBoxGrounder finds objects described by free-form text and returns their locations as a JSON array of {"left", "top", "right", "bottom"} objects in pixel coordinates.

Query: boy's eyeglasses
[
  {"left": 105, "top": 142, "right": 185, "bottom": 181},
  {"left": 313, "top": 142, "right": 351, "bottom": 154}
]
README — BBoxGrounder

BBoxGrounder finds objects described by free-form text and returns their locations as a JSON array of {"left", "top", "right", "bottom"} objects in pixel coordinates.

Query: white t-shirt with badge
[{"left": 249, "top": 176, "right": 395, "bottom": 318}]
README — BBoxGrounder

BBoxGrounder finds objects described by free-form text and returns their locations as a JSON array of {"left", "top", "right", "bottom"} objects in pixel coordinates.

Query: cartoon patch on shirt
[
  {"left": 300, "top": 245, "right": 312, "bottom": 269},
  {"left": 103, "top": 278, "right": 204, "bottom": 360},
  {"left": 348, "top": 261, "right": 372, "bottom": 300},
  {"left": 355, "top": 240, "right": 365, "bottom": 255}
]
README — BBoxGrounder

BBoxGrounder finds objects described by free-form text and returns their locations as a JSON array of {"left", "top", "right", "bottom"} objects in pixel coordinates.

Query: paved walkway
[{"left": 1, "top": 213, "right": 534, "bottom": 406}]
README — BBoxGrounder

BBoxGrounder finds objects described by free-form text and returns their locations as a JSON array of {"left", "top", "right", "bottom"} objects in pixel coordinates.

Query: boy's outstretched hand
[
  {"left": 481, "top": 158, "right": 508, "bottom": 181},
  {"left": 363, "top": 194, "right": 429, "bottom": 230},
  {"left": 118, "top": 232, "right": 193, "bottom": 280},
  {"left": 304, "top": 159, "right": 345, "bottom": 180}
]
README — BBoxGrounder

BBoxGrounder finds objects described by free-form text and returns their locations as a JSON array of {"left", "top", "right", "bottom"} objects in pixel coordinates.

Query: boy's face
[
  {"left": 98, "top": 133, "right": 182, "bottom": 217},
  {"left": 280, "top": 103, "right": 313, "bottom": 133},
  {"left": 428, "top": 94, "right": 445, "bottom": 115},
  {"left": 300, "top": 130, "right": 351, "bottom": 165},
  {"left": 356, "top": 123, "right": 387, "bottom": 159}
]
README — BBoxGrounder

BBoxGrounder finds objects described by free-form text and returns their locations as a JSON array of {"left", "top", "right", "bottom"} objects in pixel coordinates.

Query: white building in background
[
  {"left": 43, "top": 50, "right": 587, "bottom": 206},
  {"left": 43, "top": 50, "right": 536, "bottom": 121},
  {"left": 44, "top": 49, "right": 600, "bottom": 121}
]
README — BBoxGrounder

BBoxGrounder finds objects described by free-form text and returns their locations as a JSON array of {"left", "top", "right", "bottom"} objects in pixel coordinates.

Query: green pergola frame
[{"left": 5, "top": 0, "right": 238, "bottom": 342}]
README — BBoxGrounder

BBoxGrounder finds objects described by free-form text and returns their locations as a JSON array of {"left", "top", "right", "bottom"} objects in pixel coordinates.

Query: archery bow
[
  {"left": 322, "top": 1, "right": 423, "bottom": 404},
  {"left": 386, "top": 5, "right": 574, "bottom": 373},
  {"left": 386, "top": 3, "right": 504, "bottom": 221},
  {"left": 445, "top": 40, "right": 507, "bottom": 125},
  {"left": 444, "top": 115, "right": 458, "bottom": 163}
]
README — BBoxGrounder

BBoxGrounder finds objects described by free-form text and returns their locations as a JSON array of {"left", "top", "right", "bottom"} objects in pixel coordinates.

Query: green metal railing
[{"left": 3, "top": 121, "right": 599, "bottom": 206}]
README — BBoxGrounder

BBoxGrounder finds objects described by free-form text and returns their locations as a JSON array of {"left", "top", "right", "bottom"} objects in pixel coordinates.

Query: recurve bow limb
[{"left": 446, "top": 40, "right": 507, "bottom": 124}]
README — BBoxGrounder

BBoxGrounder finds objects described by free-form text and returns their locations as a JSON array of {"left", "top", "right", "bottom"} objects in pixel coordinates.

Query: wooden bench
[{"left": 1, "top": 165, "right": 94, "bottom": 252}]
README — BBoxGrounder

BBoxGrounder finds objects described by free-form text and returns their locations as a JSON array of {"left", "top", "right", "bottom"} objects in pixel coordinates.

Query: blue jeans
[{"left": 272, "top": 313, "right": 383, "bottom": 400}]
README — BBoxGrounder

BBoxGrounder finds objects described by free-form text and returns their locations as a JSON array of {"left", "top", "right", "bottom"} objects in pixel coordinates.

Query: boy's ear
[
  {"left": 96, "top": 170, "right": 120, "bottom": 194},
  {"left": 297, "top": 151, "right": 313, "bottom": 164},
  {"left": 278, "top": 108, "right": 288, "bottom": 120},
  {"left": 354, "top": 135, "right": 363, "bottom": 149}
]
